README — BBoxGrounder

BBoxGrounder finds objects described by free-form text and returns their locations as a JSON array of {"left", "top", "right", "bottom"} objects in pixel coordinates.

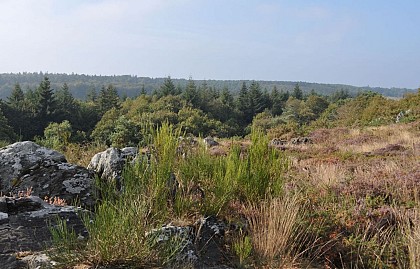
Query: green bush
[{"left": 41, "top": 120, "right": 72, "bottom": 150}]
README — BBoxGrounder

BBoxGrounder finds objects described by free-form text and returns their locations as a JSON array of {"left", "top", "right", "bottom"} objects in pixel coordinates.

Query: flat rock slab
[{"left": 0, "top": 196, "right": 88, "bottom": 269}]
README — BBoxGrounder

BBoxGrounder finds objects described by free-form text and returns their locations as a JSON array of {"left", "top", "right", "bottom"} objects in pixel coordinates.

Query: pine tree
[
  {"left": 183, "top": 77, "right": 199, "bottom": 107},
  {"left": 55, "top": 83, "right": 77, "bottom": 122},
  {"left": 292, "top": 83, "right": 303, "bottom": 100},
  {"left": 36, "top": 76, "right": 56, "bottom": 124},
  {"left": 86, "top": 86, "right": 97, "bottom": 102},
  {"left": 99, "top": 84, "right": 120, "bottom": 114},
  {"left": 270, "top": 86, "right": 283, "bottom": 116},
  {"left": 220, "top": 87, "right": 234, "bottom": 108},
  {"left": 236, "top": 82, "right": 254, "bottom": 124},
  {"left": 237, "top": 82, "right": 249, "bottom": 112},
  {"left": 157, "top": 76, "right": 176, "bottom": 97},
  {"left": 7, "top": 83, "right": 25, "bottom": 109},
  {"left": 24, "top": 88, "right": 39, "bottom": 115},
  {"left": 248, "top": 81, "right": 266, "bottom": 115},
  {"left": 0, "top": 106, "right": 17, "bottom": 142}
]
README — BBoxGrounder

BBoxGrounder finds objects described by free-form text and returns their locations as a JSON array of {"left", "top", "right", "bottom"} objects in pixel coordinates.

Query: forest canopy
[{"left": 0, "top": 75, "right": 418, "bottom": 149}]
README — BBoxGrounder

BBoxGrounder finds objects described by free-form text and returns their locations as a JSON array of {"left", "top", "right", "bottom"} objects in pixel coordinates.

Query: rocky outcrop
[
  {"left": 395, "top": 110, "right": 411, "bottom": 123},
  {"left": 147, "top": 216, "right": 231, "bottom": 268},
  {"left": 0, "top": 195, "right": 88, "bottom": 269},
  {"left": 203, "top": 136, "right": 219, "bottom": 148},
  {"left": 270, "top": 138, "right": 287, "bottom": 147},
  {"left": 0, "top": 141, "right": 95, "bottom": 207},
  {"left": 291, "top": 137, "right": 312, "bottom": 145},
  {"left": 88, "top": 147, "right": 138, "bottom": 184}
]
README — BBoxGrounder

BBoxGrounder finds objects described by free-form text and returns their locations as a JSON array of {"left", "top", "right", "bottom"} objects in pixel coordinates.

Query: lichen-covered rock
[
  {"left": 0, "top": 195, "right": 88, "bottom": 269},
  {"left": 194, "top": 216, "right": 228, "bottom": 267},
  {"left": 147, "top": 216, "right": 231, "bottom": 268},
  {"left": 0, "top": 141, "right": 95, "bottom": 207},
  {"left": 0, "top": 141, "right": 65, "bottom": 189},
  {"left": 21, "top": 253, "right": 57, "bottom": 269},
  {"left": 203, "top": 136, "right": 219, "bottom": 148},
  {"left": 291, "top": 136, "right": 312, "bottom": 145},
  {"left": 270, "top": 138, "right": 287, "bottom": 146},
  {"left": 87, "top": 147, "right": 138, "bottom": 183},
  {"left": 147, "top": 224, "right": 197, "bottom": 266}
]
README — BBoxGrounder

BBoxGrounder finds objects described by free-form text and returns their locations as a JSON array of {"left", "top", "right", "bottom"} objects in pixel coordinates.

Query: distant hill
[{"left": 0, "top": 72, "right": 416, "bottom": 100}]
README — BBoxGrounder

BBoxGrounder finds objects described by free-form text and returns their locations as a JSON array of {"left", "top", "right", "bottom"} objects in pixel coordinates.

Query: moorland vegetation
[{"left": 0, "top": 76, "right": 419, "bottom": 268}]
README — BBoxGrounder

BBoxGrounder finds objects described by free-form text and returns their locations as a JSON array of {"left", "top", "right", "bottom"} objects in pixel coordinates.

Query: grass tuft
[{"left": 244, "top": 195, "right": 308, "bottom": 268}]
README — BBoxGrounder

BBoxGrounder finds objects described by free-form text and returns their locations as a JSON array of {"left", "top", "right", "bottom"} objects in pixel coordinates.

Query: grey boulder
[
  {"left": 88, "top": 147, "right": 138, "bottom": 183},
  {"left": 0, "top": 141, "right": 95, "bottom": 207}
]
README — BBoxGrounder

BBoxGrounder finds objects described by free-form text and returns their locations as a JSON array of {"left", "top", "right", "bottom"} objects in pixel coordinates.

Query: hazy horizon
[
  {"left": 1, "top": 71, "right": 416, "bottom": 90},
  {"left": 1, "top": 0, "right": 419, "bottom": 89}
]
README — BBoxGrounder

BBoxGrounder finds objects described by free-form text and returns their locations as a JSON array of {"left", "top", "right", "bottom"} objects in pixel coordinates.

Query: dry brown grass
[
  {"left": 336, "top": 123, "right": 419, "bottom": 154},
  {"left": 278, "top": 121, "right": 420, "bottom": 267},
  {"left": 307, "top": 163, "right": 348, "bottom": 191},
  {"left": 244, "top": 195, "right": 307, "bottom": 268},
  {"left": 404, "top": 208, "right": 420, "bottom": 269},
  {"left": 64, "top": 143, "right": 107, "bottom": 167}
]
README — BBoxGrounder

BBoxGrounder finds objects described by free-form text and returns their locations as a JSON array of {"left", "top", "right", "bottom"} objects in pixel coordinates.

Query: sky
[{"left": 0, "top": 0, "right": 419, "bottom": 89}]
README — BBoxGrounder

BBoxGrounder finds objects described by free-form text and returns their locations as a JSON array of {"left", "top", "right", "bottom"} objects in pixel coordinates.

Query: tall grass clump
[
  {"left": 175, "top": 138, "right": 234, "bottom": 216},
  {"left": 83, "top": 159, "right": 153, "bottom": 264},
  {"left": 64, "top": 142, "right": 108, "bottom": 167},
  {"left": 175, "top": 127, "right": 289, "bottom": 216},
  {"left": 81, "top": 123, "right": 182, "bottom": 266},
  {"left": 147, "top": 123, "right": 182, "bottom": 216},
  {"left": 244, "top": 194, "right": 309, "bottom": 267},
  {"left": 49, "top": 216, "right": 85, "bottom": 265},
  {"left": 345, "top": 223, "right": 407, "bottom": 269},
  {"left": 236, "top": 126, "right": 289, "bottom": 201},
  {"left": 402, "top": 207, "right": 420, "bottom": 269},
  {"left": 203, "top": 147, "right": 235, "bottom": 215}
]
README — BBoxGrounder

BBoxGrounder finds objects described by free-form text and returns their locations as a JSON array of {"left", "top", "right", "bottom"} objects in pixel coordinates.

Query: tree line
[
  {"left": 0, "top": 72, "right": 415, "bottom": 100},
  {"left": 0, "top": 76, "right": 418, "bottom": 149},
  {"left": 0, "top": 77, "right": 120, "bottom": 141}
]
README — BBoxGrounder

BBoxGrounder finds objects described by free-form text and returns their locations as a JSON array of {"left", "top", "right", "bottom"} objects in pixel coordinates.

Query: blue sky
[{"left": 0, "top": 0, "right": 419, "bottom": 88}]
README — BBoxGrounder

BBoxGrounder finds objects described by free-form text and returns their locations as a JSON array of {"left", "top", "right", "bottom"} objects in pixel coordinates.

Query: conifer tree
[
  {"left": 248, "top": 81, "right": 266, "bottom": 115},
  {"left": 270, "top": 86, "right": 283, "bottom": 116},
  {"left": 86, "top": 86, "right": 98, "bottom": 102},
  {"left": 0, "top": 106, "right": 18, "bottom": 142},
  {"left": 7, "top": 83, "right": 25, "bottom": 109},
  {"left": 156, "top": 76, "right": 176, "bottom": 97},
  {"left": 36, "top": 76, "right": 56, "bottom": 130},
  {"left": 55, "top": 83, "right": 77, "bottom": 122},
  {"left": 183, "top": 77, "right": 199, "bottom": 107},
  {"left": 220, "top": 87, "right": 234, "bottom": 108},
  {"left": 237, "top": 82, "right": 249, "bottom": 112},
  {"left": 99, "top": 84, "right": 120, "bottom": 114},
  {"left": 236, "top": 81, "right": 255, "bottom": 124},
  {"left": 292, "top": 83, "right": 303, "bottom": 100}
]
